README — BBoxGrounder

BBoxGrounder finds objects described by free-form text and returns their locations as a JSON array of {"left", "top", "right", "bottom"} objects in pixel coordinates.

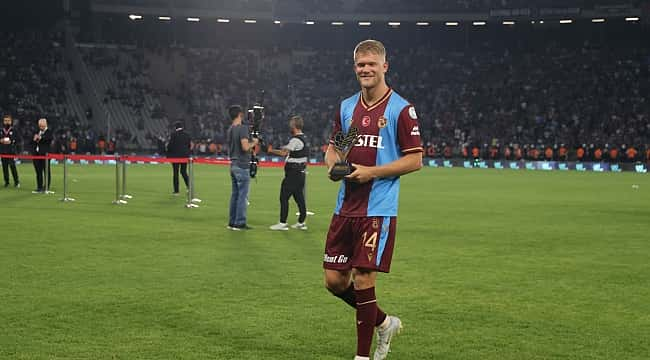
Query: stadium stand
[
  {"left": 1, "top": 5, "right": 648, "bottom": 160},
  {"left": 0, "top": 30, "right": 89, "bottom": 154}
]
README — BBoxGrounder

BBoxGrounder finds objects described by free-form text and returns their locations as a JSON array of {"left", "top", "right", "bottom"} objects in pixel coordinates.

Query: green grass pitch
[{"left": 1, "top": 163, "right": 649, "bottom": 359}]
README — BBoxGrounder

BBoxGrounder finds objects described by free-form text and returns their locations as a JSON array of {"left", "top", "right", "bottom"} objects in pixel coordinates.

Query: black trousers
[
  {"left": 172, "top": 163, "right": 189, "bottom": 193},
  {"left": 33, "top": 159, "right": 51, "bottom": 191},
  {"left": 280, "top": 169, "right": 307, "bottom": 223},
  {"left": 1, "top": 157, "right": 19, "bottom": 185}
]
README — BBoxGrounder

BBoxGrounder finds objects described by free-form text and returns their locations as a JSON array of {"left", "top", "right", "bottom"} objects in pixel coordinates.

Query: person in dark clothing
[
  {"left": 1, "top": 114, "right": 20, "bottom": 188},
  {"left": 166, "top": 122, "right": 192, "bottom": 194},
  {"left": 32, "top": 118, "right": 53, "bottom": 193},
  {"left": 268, "top": 116, "right": 309, "bottom": 231}
]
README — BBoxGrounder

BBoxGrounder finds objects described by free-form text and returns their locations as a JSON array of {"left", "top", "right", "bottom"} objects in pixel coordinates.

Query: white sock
[{"left": 354, "top": 356, "right": 370, "bottom": 360}]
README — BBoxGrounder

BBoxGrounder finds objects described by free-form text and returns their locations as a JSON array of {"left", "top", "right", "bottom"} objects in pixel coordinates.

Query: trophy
[{"left": 330, "top": 126, "right": 360, "bottom": 180}]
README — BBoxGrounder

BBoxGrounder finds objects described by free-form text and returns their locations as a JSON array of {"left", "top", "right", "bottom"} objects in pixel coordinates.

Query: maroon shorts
[{"left": 323, "top": 214, "right": 397, "bottom": 273}]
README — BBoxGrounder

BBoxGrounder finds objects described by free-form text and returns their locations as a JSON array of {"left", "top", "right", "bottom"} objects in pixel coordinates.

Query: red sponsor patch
[{"left": 362, "top": 116, "right": 371, "bottom": 127}]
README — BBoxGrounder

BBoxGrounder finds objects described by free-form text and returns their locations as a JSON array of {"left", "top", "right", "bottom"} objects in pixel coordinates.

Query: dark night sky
[{"left": 0, "top": 0, "right": 65, "bottom": 29}]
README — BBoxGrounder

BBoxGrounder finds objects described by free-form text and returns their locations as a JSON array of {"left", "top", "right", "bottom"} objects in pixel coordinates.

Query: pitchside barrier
[
  {"left": 0, "top": 154, "right": 288, "bottom": 208},
  {"left": 1, "top": 154, "right": 647, "bottom": 206},
  {"left": 426, "top": 158, "right": 649, "bottom": 173}
]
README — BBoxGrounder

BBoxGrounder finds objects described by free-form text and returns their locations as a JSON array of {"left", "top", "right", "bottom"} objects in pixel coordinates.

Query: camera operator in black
[
  {"left": 1, "top": 114, "right": 20, "bottom": 188},
  {"left": 268, "top": 116, "right": 309, "bottom": 231},
  {"left": 167, "top": 121, "right": 191, "bottom": 195}
]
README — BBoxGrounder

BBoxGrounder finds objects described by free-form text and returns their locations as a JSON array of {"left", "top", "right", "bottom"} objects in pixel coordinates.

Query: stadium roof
[{"left": 90, "top": 0, "right": 643, "bottom": 23}]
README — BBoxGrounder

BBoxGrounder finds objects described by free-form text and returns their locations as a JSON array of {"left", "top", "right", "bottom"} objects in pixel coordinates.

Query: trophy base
[{"left": 330, "top": 162, "right": 354, "bottom": 181}]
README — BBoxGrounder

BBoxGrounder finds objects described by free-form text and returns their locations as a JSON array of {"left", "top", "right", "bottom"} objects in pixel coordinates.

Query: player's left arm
[
  {"left": 347, "top": 152, "right": 422, "bottom": 183},
  {"left": 346, "top": 105, "right": 423, "bottom": 184}
]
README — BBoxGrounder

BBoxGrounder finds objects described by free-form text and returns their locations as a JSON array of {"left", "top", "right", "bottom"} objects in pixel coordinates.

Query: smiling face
[
  {"left": 353, "top": 40, "right": 388, "bottom": 91},
  {"left": 354, "top": 52, "right": 388, "bottom": 90}
]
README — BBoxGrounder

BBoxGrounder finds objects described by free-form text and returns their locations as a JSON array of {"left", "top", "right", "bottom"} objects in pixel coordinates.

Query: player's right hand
[{"left": 328, "top": 166, "right": 344, "bottom": 182}]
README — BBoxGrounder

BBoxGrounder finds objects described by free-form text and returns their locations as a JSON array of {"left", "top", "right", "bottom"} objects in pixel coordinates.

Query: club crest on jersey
[
  {"left": 378, "top": 116, "right": 387, "bottom": 129},
  {"left": 372, "top": 218, "right": 379, "bottom": 229},
  {"left": 409, "top": 107, "right": 417, "bottom": 120},
  {"left": 361, "top": 116, "right": 371, "bottom": 127}
]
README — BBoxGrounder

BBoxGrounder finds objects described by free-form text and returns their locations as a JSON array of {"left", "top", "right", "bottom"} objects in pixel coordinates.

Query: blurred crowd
[
  {"left": 0, "top": 31, "right": 94, "bottom": 155},
  {"left": 171, "top": 40, "right": 649, "bottom": 162},
  {"left": 1, "top": 27, "right": 649, "bottom": 162}
]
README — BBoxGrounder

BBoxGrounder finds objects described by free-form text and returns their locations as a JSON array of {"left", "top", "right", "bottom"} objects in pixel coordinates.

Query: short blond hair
[
  {"left": 290, "top": 115, "right": 304, "bottom": 130},
  {"left": 353, "top": 39, "right": 386, "bottom": 61}
]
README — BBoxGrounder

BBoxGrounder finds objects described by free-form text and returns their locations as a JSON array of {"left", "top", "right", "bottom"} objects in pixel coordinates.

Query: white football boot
[{"left": 374, "top": 316, "right": 402, "bottom": 360}]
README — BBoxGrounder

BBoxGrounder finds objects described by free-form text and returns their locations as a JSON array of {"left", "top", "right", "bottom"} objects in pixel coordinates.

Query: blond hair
[
  {"left": 290, "top": 115, "right": 304, "bottom": 130},
  {"left": 353, "top": 39, "right": 386, "bottom": 61}
]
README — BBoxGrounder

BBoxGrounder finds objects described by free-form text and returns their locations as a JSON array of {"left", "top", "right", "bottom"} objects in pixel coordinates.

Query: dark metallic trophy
[{"left": 330, "top": 126, "right": 360, "bottom": 180}]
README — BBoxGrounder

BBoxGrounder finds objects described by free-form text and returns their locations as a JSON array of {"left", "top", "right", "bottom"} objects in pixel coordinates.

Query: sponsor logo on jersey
[
  {"left": 362, "top": 116, "right": 371, "bottom": 127},
  {"left": 323, "top": 254, "right": 349, "bottom": 264},
  {"left": 410, "top": 126, "right": 420, "bottom": 136},
  {"left": 378, "top": 116, "right": 387, "bottom": 129},
  {"left": 409, "top": 106, "right": 418, "bottom": 119},
  {"left": 355, "top": 134, "right": 385, "bottom": 149}
]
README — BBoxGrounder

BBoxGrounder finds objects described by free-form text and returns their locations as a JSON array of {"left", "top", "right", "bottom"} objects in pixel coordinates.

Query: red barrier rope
[{"left": 0, "top": 154, "right": 50, "bottom": 160}]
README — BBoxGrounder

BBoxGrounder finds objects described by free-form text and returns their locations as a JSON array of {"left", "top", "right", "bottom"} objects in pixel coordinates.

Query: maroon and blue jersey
[{"left": 330, "top": 88, "right": 423, "bottom": 217}]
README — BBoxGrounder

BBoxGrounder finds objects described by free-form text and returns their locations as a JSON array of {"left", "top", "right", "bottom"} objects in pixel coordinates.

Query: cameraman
[
  {"left": 1, "top": 114, "right": 20, "bottom": 188},
  {"left": 268, "top": 116, "right": 308, "bottom": 231},
  {"left": 226, "top": 105, "right": 258, "bottom": 231}
]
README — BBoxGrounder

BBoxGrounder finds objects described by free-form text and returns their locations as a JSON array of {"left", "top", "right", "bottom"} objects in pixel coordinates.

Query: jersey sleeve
[
  {"left": 238, "top": 125, "right": 249, "bottom": 140},
  {"left": 328, "top": 111, "right": 342, "bottom": 145},
  {"left": 397, "top": 105, "right": 423, "bottom": 154},
  {"left": 282, "top": 138, "right": 304, "bottom": 151}
]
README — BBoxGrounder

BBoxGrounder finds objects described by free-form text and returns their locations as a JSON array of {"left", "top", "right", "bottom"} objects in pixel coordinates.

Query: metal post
[
  {"left": 185, "top": 157, "right": 200, "bottom": 208},
  {"left": 112, "top": 155, "right": 127, "bottom": 205},
  {"left": 120, "top": 156, "right": 132, "bottom": 200},
  {"left": 44, "top": 156, "right": 55, "bottom": 194},
  {"left": 60, "top": 155, "right": 75, "bottom": 202},
  {"left": 191, "top": 157, "right": 202, "bottom": 205}
]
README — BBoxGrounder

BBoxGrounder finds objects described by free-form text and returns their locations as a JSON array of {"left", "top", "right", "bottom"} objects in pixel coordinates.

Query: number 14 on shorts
[{"left": 362, "top": 231, "right": 378, "bottom": 261}]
